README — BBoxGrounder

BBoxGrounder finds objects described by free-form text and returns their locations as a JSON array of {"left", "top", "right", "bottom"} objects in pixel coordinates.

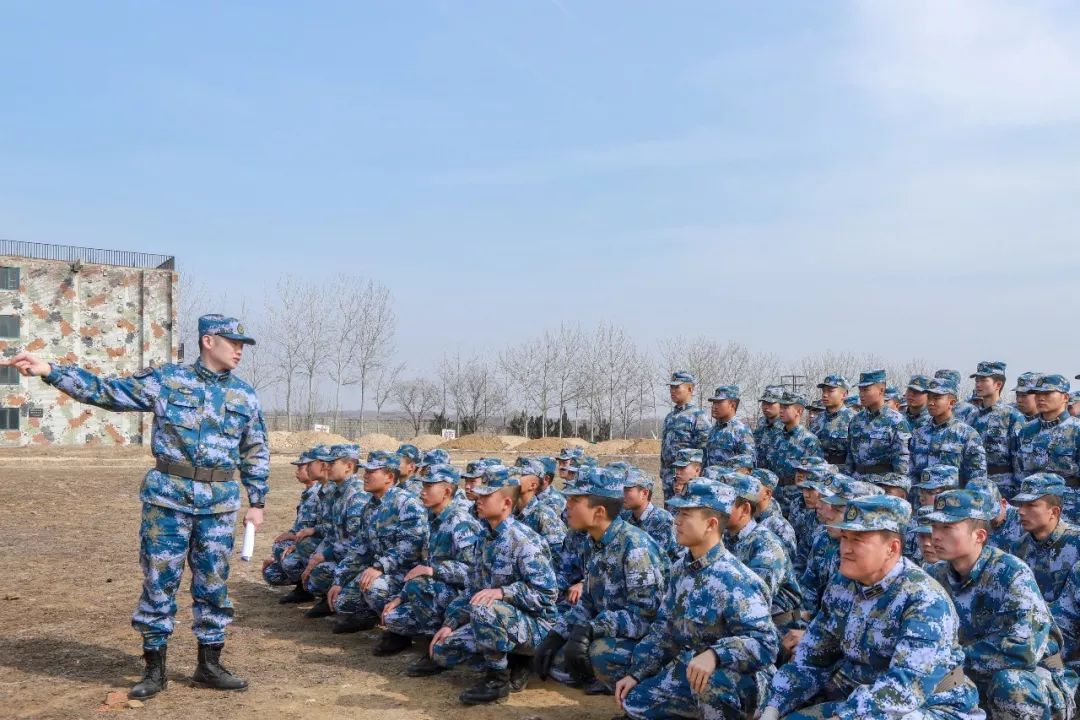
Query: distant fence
[
  {"left": 0, "top": 239, "right": 176, "bottom": 271},
  {"left": 264, "top": 415, "right": 421, "bottom": 440}
]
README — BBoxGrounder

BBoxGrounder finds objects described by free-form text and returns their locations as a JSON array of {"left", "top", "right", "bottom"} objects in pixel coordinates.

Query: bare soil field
[{"left": 0, "top": 449, "right": 657, "bottom": 720}]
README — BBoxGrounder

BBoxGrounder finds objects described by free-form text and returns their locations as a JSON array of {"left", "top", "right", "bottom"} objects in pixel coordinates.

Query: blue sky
[{"left": 3, "top": 1, "right": 1080, "bottom": 380}]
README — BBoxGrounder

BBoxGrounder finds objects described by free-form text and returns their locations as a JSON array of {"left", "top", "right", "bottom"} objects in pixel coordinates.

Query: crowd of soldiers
[{"left": 259, "top": 361, "right": 1080, "bottom": 719}]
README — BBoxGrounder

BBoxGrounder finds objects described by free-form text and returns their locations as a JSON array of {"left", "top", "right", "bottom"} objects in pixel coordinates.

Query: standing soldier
[
  {"left": 1017, "top": 374, "right": 1080, "bottom": 523},
  {"left": 909, "top": 377, "right": 987, "bottom": 486},
  {"left": 754, "top": 385, "right": 785, "bottom": 468},
  {"left": 810, "top": 374, "right": 856, "bottom": 467},
  {"left": 766, "top": 391, "right": 823, "bottom": 489},
  {"left": 1014, "top": 372, "right": 1042, "bottom": 422},
  {"left": 937, "top": 369, "right": 978, "bottom": 426},
  {"left": 3, "top": 314, "right": 268, "bottom": 698},
  {"left": 904, "top": 375, "right": 933, "bottom": 431},
  {"left": 660, "top": 371, "right": 712, "bottom": 504},
  {"left": 703, "top": 385, "right": 756, "bottom": 473},
  {"left": 846, "top": 369, "right": 912, "bottom": 480},
  {"left": 885, "top": 385, "right": 903, "bottom": 412},
  {"left": 969, "top": 361, "right": 1026, "bottom": 500}
]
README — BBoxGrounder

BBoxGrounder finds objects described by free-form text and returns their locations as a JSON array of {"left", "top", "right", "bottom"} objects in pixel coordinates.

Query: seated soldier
[
  {"left": 926, "top": 488, "right": 1076, "bottom": 720},
  {"left": 671, "top": 448, "right": 704, "bottom": 497},
  {"left": 914, "top": 505, "right": 940, "bottom": 565},
  {"left": 534, "top": 468, "right": 667, "bottom": 695},
  {"left": 382, "top": 464, "right": 483, "bottom": 672},
  {"left": 262, "top": 446, "right": 321, "bottom": 603},
  {"left": 535, "top": 456, "right": 566, "bottom": 517},
  {"left": 613, "top": 479, "right": 778, "bottom": 720},
  {"left": 871, "top": 471, "right": 911, "bottom": 500},
  {"left": 967, "top": 478, "right": 1024, "bottom": 555},
  {"left": 1013, "top": 473, "right": 1080, "bottom": 604},
  {"left": 328, "top": 450, "right": 428, "bottom": 640},
  {"left": 789, "top": 458, "right": 836, "bottom": 574},
  {"left": 396, "top": 444, "right": 423, "bottom": 496},
  {"left": 515, "top": 458, "right": 567, "bottom": 556},
  {"left": 301, "top": 444, "right": 369, "bottom": 619},
  {"left": 281, "top": 446, "right": 335, "bottom": 603},
  {"left": 621, "top": 468, "right": 679, "bottom": 562},
  {"left": 557, "top": 463, "right": 592, "bottom": 610},
  {"left": 762, "top": 495, "right": 983, "bottom": 720},
  {"left": 430, "top": 466, "right": 559, "bottom": 705},
  {"left": 750, "top": 468, "right": 797, "bottom": 560}
]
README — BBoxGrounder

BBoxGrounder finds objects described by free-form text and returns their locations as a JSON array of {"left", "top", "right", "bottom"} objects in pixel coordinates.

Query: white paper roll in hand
[{"left": 240, "top": 521, "right": 256, "bottom": 561}]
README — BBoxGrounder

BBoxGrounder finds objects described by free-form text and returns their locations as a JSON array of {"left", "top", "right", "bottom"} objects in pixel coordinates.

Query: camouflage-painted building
[{"left": 0, "top": 240, "right": 177, "bottom": 446}]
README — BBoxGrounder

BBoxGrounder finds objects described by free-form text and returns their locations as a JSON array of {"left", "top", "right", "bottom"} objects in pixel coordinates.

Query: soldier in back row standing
[{"left": 659, "top": 371, "right": 712, "bottom": 506}]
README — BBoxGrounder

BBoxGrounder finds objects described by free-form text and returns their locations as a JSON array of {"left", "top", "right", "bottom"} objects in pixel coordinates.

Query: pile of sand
[
  {"left": 624, "top": 438, "right": 661, "bottom": 455},
  {"left": 408, "top": 434, "right": 446, "bottom": 451},
  {"left": 356, "top": 433, "right": 400, "bottom": 452},
  {"left": 515, "top": 436, "right": 591, "bottom": 453},
  {"left": 499, "top": 435, "right": 530, "bottom": 449},
  {"left": 592, "top": 438, "right": 636, "bottom": 455},
  {"left": 269, "top": 430, "right": 351, "bottom": 453},
  {"left": 438, "top": 434, "right": 509, "bottom": 451}
]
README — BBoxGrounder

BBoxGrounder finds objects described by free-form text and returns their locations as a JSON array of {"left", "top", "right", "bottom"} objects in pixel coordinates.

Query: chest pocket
[
  {"left": 164, "top": 392, "right": 200, "bottom": 429},
  {"left": 222, "top": 402, "right": 250, "bottom": 438}
]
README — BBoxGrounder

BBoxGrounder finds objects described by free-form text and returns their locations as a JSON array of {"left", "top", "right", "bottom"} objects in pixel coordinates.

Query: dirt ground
[{"left": 0, "top": 449, "right": 657, "bottom": 720}]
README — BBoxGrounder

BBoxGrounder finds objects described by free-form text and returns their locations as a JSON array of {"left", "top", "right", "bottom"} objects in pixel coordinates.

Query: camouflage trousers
[
  {"left": 622, "top": 653, "right": 770, "bottom": 720},
  {"left": 133, "top": 503, "right": 236, "bottom": 650},
  {"left": 1065, "top": 488, "right": 1080, "bottom": 527},
  {"left": 781, "top": 680, "right": 983, "bottom": 720},
  {"left": 262, "top": 536, "right": 315, "bottom": 586},
  {"left": 775, "top": 485, "right": 803, "bottom": 519},
  {"left": 383, "top": 576, "right": 459, "bottom": 637},
  {"left": 989, "top": 472, "right": 1020, "bottom": 502},
  {"left": 660, "top": 469, "right": 676, "bottom": 509},
  {"left": 974, "top": 668, "right": 1075, "bottom": 720},
  {"left": 431, "top": 600, "right": 551, "bottom": 672},
  {"left": 550, "top": 636, "right": 636, "bottom": 689},
  {"left": 304, "top": 560, "right": 338, "bottom": 595},
  {"left": 333, "top": 571, "right": 402, "bottom": 619}
]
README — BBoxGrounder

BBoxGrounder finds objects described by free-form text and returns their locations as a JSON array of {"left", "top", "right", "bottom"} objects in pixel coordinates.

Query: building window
[
  {"left": 0, "top": 365, "right": 19, "bottom": 385},
  {"left": 0, "top": 407, "right": 18, "bottom": 431},
  {"left": 0, "top": 266, "right": 18, "bottom": 290},
  {"left": 0, "top": 315, "right": 18, "bottom": 338}
]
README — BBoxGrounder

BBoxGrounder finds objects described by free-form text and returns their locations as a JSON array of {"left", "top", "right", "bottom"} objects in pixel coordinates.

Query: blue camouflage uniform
[
  {"left": 660, "top": 371, "right": 713, "bottom": 501},
  {"left": 967, "top": 478, "right": 1025, "bottom": 555},
  {"left": 1012, "top": 474, "right": 1080, "bottom": 604},
  {"left": 622, "top": 481, "right": 779, "bottom": 720},
  {"left": 754, "top": 385, "right": 786, "bottom": 468},
  {"left": 621, "top": 468, "right": 680, "bottom": 561},
  {"left": 751, "top": 468, "right": 798, "bottom": 560},
  {"left": 383, "top": 465, "right": 483, "bottom": 638},
  {"left": 534, "top": 456, "right": 566, "bottom": 517},
  {"left": 703, "top": 385, "right": 756, "bottom": 472},
  {"left": 904, "top": 375, "right": 933, "bottom": 432},
  {"left": 306, "top": 446, "right": 371, "bottom": 595},
  {"left": 968, "top": 362, "right": 1025, "bottom": 499},
  {"left": 936, "top": 369, "right": 979, "bottom": 427},
  {"left": 396, "top": 444, "right": 424, "bottom": 496},
  {"left": 1049, "top": 563, "right": 1080, "bottom": 677},
  {"left": 909, "top": 377, "right": 988, "bottom": 486},
  {"left": 765, "top": 392, "right": 824, "bottom": 489},
  {"left": 284, "top": 462, "right": 338, "bottom": 582},
  {"left": 551, "top": 469, "right": 668, "bottom": 687},
  {"left": 810, "top": 375, "right": 856, "bottom": 466},
  {"left": 845, "top": 370, "right": 912, "bottom": 479},
  {"left": 332, "top": 451, "right": 429, "bottom": 620},
  {"left": 1017, "top": 375, "right": 1080, "bottom": 523},
  {"left": 516, "top": 494, "right": 567, "bottom": 557},
  {"left": 433, "top": 469, "right": 558, "bottom": 673},
  {"left": 41, "top": 314, "right": 268, "bottom": 650},
  {"left": 765, "top": 495, "right": 984, "bottom": 720},
  {"left": 925, "top": 489, "right": 1076, "bottom": 720},
  {"left": 263, "top": 451, "right": 322, "bottom": 586}
]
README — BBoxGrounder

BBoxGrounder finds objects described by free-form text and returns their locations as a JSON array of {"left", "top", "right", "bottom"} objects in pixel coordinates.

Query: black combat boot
[
  {"left": 129, "top": 646, "right": 167, "bottom": 699},
  {"left": 507, "top": 653, "right": 531, "bottom": 692},
  {"left": 279, "top": 581, "right": 314, "bottom": 604},
  {"left": 191, "top": 643, "right": 247, "bottom": 691},
  {"left": 331, "top": 613, "right": 377, "bottom": 634},
  {"left": 405, "top": 654, "right": 446, "bottom": 677},
  {"left": 305, "top": 596, "right": 333, "bottom": 618},
  {"left": 371, "top": 631, "right": 412, "bottom": 656},
  {"left": 459, "top": 668, "right": 510, "bottom": 705}
]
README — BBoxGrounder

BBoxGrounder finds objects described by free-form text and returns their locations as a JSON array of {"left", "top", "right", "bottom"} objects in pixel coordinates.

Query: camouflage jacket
[
  {"left": 845, "top": 407, "right": 912, "bottom": 477},
  {"left": 766, "top": 425, "right": 823, "bottom": 483},
  {"left": 290, "top": 483, "right": 323, "bottom": 533},
  {"left": 810, "top": 407, "right": 857, "bottom": 465},
  {"left": 754, "top": 417, "right": 783, "bottom": 468},
  {"left": 704, "top": 417, "right": 756, "bottom": 472},
  {"left": 314, "top": 475, "right": 369, "bottom": 563},
  {"left": 334, "top": 485, "right": 427, "bottom": 586},
  {"left": 727, "top": 519, "right": 802, "bottom": 615},
  {"left": 757, "top": 502, "right": 798, "bottom": 560},
  {"left": 660, "top": 403, "right": 712, "bottom": 480},
  {"left": 516, "top": 495, "right": 567, "bottom": 556},
  {"left": 909, "top": 417, "right": 987, "bottom": 484},
  {"left": 1017, "top": 412, "right": 1080, "bottom": 480},
  {"left": 1014, "top": 521, "right": 1080, "bottom": 603},
  {"left": 987, "top": 504, "right": 1024, "bottom": 555},
  {"left": 799, "top": 526, "right": 839, "bottom": 617},
  {"left": 970, "top": 401, "right": 1025, "bottom": 478},
  {"left": 621, "top": 503, "right": 680, "bottom": 562},
  {"left": 421, "top": 501, "right": 483, "bottom": 590}
]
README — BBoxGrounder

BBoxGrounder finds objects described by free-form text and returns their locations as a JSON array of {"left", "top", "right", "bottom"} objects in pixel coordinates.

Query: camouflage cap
[
  {"left": 857, "top": 369, "right": 887, "bottom": 387},
  {"left": 778, "top": 390, "right": 808, "bottom": 407},
  {"left": 829, "top": 495, "right": 912, "bottom": 534},
  {"left": 604, "top": 460, "right": 633, "bottom": 478},
  {"left": 803, "top": 471, "right": 844, "bottom": 497},
  {"left": 1033, "top": 374, "right": 1070, "bottom": 394},
  {"left": 1013, "top": 372, "right": 1042, "bottom": 392},
  {"left": 884, "top": 386, "right": 901, "bottom": 402},
  {"left": 819, "top": 477, "right": 884, "bottom": 506},
  {"left": 728, "top": 473, "right": 765, "bottom": 503},
  {"left": 537, "top": 456, "right": 557, "bottom": 477},
  {"left": 971, "top": 361, "right": 1007, "bottom": 379},
  {"left": 461, "top": 456, "right": 500, "bottom": 478},
  {"left": 419, "top": 449, "right": 450, "bottom": 468},
  {"left": 363, "top": 450, "right": 400, "bottom": 472},
  {"left": 668, "top": 370, "right": 697, "bottom": 386},
  {"left": 914, "top": 505, "right": 935, "bottom": 535},
  {"left": 907, "top": 375, "right": 932, "bottom": 393},
  {"left": 966, "top": 478, "right": 1003, "bottom": 507},
  {"left": 759, "top": 385, "right": 785, "bottom": 403},
  {"left": 396, "top": 444, "right": 421, "bottom": 462},
  {"left": 1012, "top": 473, "right": 1071, "bottom": 504},
  {"left": 916, "top": 465, "right": 961, "bottom": 491},
  {"left": 808, "top": 399, "right": 826, "bottom": 412},
  {"left": 667, "top": 479, "right": 735, "bottom": 514},
  {"left": 926, "top": 377, "right": 958, "bottom": 397},
  {"left": 702, "top": 466, "right": 724, "bottom": 481},
  {"left": 872, "top": 472, "right": 912, "bottom": 493},
  {"left": 707, "top": 385, "right": 740, "bottom": 402},
  {"left": 817, "top": 374, "right": 850, "bottom": 390},
  {"left": 290, "top": 446, "right": 320, "bottom": 465},
  {"left": 844, "top": 394, "right": 861, "bottom": 407},
  {"left": 623, "top": 468, "right": 656, "bottom": 491},
  {"left": 672, "top": 448, "right": 704, "bottom": 467},
  {"left": 557, "top": 446, "right": 585, "bottom": 461},
  {"left": 751, "top": 468, "right": 779, "bottom": 491},
  {"left": 198, "top": 314, "right": 255, "bottom": 345},
  {"left": 925, "top": 488, "right": 997, "bottom": 524},
  {"left": 562, "top": 467, "right": 625, "bottom": 499},
  {"left": 934, "top": 369, "right": 962, "bottom": 386},
  {"left": 1070, "top": 391, "right": 1080, "bottom": 405},
  {"left": 309, "top": 445, "right": 337, "bottom": 462},
  {"left": 422, "top": 463, "right": 461, "bottom": 485},
  {"left": 327, "top": 443, "right": 361, "bottom": 462},
  {"left": 473, "top": 465, "right": 520, "bottom": 495},
  {"left": 515, "top": 457, "right": 546, "bottom": 478}
]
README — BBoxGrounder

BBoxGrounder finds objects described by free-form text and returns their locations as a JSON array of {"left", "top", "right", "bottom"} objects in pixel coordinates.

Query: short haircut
[
  {"left": 734, "top": 496, "right": 759, "bottom": 515},
  {"left": 499, "top": 486, "right": 521, "bottom": 505},
  {"left": 1043, "top": 495, "right": 1063, "bottom": 510},
  {"left": 586, "top": 495, "right": 625, "bottom": 522},
  {"left": 697, "top": 508, "right": 729, "bottom": 534},
  {"left": 965, "top": 518, "right": 991, "bottom": 537}
]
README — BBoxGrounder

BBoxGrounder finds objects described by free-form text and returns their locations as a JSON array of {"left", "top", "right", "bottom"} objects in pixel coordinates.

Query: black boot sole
[
  {"left": 405, "top": 665, "right": 446, "bottom": 678},
  {"left": 190, "top": 679, "right": 248, "bottom": 692},
  {"left": 372, "top": 638, "right": 413, "bottom": 657},
  {"left": 279, "top": 592, "right": 315, "bottom": 604},
  {"left": 128, "top": 681, "right": 168, "bottom": 700},
  {"left": 459, "top": 694, "right": 509, "bottom": 706}
]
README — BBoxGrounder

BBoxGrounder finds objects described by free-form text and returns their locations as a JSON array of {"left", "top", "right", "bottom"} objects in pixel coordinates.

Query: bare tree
[
  {"left": 350, "top": 280, "right": 396, "bottom": 434},
  {"left": 658, "top": 336, "right": 756, "bottom": 409},
  {"left": 552, "top": 324, "right": 583, "bottom": 437},
  {"left": 293, "top": 281, "right": 333, "bottom": 427},
  {"left": 264, "top": 277, "right": 308, "bottom": 429},
  {"left": 393, "top": 378, "right": 441, "bottom": 436},
  {"left": 499, "top": 339, "right": 540, "bottom": 435},
  {"left": 442, "top": 353, "right": 506, "bottom": 434},
  {"left": 371, "top": 362, "right": 405, "bottom": 434}
]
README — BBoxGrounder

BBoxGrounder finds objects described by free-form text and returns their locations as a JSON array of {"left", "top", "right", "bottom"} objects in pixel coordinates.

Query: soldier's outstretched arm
[{"left": 4, "top": 350, "right": 159, "bottom": 412}]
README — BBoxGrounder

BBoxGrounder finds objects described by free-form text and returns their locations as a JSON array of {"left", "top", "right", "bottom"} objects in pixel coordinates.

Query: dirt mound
[
  {"left": 515, "top": 436, "right": 591, "bottom": 453},
  {"left": 438, "top": 433, "right": 509, "bottom": 451},
  {"left": 499, "top": 435, "right": 530, "bottom": 449},
  {"left": 592, "top": 438, "right": 636, "bottom": 454},
  {"left": 268, "top": 430, "right": 351, "bottom": 453},
  {"left": 624, "top": 438, "right": 661, "bottom": 454},
  {"left": 408, "top": 434, "right": 446, "bottom": 451},
  {"left": 356, "top": 432, "right": 400, "bottom": 452}
]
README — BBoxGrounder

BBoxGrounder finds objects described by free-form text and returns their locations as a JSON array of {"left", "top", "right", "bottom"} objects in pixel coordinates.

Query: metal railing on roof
[{"left": 0, "top": 239, "right": 176, "bottom": 271}]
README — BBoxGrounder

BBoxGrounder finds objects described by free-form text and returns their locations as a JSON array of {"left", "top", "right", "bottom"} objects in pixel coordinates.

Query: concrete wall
[{"left": 0, "top": 254, "right": 177, "bottom": 446}]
